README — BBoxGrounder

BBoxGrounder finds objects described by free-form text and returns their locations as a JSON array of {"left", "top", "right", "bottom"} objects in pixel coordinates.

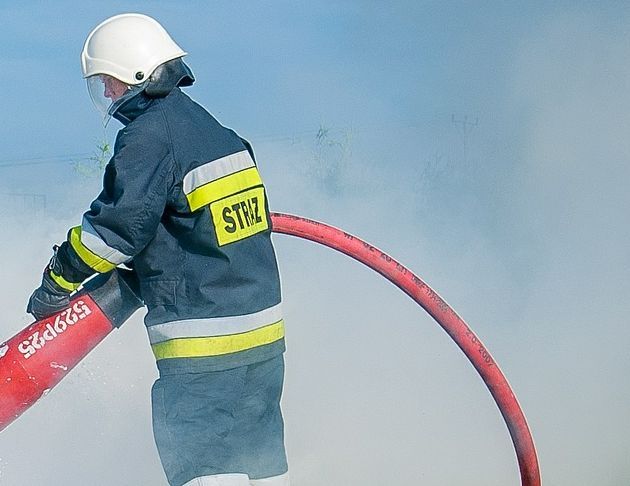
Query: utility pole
[{"left": 451, "top": 114, "right": 478, "bottom": 167}]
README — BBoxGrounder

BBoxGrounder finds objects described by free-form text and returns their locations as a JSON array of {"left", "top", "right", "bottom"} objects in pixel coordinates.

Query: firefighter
[{"left": 27, "top": 13, "right": 289, "bottom": 486}]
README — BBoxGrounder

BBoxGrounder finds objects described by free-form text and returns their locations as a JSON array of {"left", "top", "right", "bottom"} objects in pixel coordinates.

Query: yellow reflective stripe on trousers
[
  {"left": 151, "top": 320, "right": 285, "bottom": 360},
  {"left": 49, "top": 271, "right": 80, "bottom": 292},
  {"left": 69, "top": 226, "right": 117, "bottom": 273},
  {"left": 185, "top": 166, "right": 263, "bottom": 212}
]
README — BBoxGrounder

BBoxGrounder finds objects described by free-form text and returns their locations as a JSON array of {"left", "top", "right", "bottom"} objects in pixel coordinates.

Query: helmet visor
[{"left": 86, "top": 74, "right": 131, "bottom": 119}]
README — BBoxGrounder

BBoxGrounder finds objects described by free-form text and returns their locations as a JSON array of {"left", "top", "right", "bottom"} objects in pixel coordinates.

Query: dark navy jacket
[{"left": 58, "top": 86, "right": 285, "bottom": 374}]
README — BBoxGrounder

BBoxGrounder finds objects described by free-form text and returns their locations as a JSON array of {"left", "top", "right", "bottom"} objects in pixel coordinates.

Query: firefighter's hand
[{"left": 27, "top": 271, "right": 71, "bottom": 321}]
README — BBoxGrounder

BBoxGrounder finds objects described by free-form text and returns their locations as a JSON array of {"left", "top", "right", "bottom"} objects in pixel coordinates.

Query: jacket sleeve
[{"left": 55, "top": 123, "right": 172, "bottom": 284}]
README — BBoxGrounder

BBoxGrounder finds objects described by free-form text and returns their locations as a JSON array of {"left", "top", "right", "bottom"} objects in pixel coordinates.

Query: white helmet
[
  {"left": 81, "top": 13, "right": 186, "bottom": 84},
  {"left": 81, "top": 13, "right": 186, "bottom": 117}
]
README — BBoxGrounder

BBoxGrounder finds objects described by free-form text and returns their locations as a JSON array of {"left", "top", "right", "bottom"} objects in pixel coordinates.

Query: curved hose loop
[{"left": 271, "top": 212, "right": 541, "bottom": 486}]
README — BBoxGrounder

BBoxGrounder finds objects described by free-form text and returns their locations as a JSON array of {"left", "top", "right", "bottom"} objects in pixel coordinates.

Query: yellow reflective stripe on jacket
[
  {"left": 49, "top": 271, "right": 80, "bottom": 292},
  {"left": 80, "top": 217, "right": 132, "bottom": 265},
  {"left": 151, "top": 320, "right": 284, "bottom": 360},
  {"left": 69, "top": 226, "right": 117, "bottom": 273},
  {"left": 146, "top": 303, "right": 283, "bottom": 344},
  {"left": 185, "top": 166, "right": 263, "bottom": 212}
]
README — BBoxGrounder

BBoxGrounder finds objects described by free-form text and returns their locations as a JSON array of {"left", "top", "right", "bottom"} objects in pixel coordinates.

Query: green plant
[{"left": 73, "top": 140, "right": 111, "bottom": 177}]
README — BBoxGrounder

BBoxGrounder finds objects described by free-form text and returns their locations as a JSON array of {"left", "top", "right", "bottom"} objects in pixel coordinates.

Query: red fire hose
[
  {"left": 270, "top": 213, "right": 540, "bottom": 486},
  {"left": 0, "top": 212, "right": 540, "bottom": 485}
]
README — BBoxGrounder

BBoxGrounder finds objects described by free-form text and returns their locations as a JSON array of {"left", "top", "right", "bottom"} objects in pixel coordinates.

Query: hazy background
[{"left": 1, "top": 1, "right": 629, "bottom": 484}]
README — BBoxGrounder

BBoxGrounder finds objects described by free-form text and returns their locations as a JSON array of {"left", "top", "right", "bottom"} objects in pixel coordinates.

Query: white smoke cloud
[{"left": 500, "top": 11, "right": 630, "bottom": 486}]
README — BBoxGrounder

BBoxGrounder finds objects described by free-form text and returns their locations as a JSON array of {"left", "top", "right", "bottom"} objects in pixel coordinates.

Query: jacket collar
[
  {"left": 110, "top": 59, "right": 194, "bottom": 125},
  {"left": 111, "top": 90, "right": 155, "bottom": 126}
]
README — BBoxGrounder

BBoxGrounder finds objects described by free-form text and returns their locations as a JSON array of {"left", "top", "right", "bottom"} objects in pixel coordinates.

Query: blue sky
[{"left": 1, "top": 2, "right": 629, "bottom": 485}]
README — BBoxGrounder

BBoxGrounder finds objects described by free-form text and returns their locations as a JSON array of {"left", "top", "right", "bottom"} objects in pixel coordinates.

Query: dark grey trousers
[{"left": 151, "top": 355, "right": 288, "bottom": 486}]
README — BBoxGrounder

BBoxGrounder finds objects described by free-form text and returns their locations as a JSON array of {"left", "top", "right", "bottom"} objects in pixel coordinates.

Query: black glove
[
  {"left": 27, "top": 245, "right": 83, "bottom": 321},
  {"left": 27, "top": 270, "right": 72, "bottom": 321}
]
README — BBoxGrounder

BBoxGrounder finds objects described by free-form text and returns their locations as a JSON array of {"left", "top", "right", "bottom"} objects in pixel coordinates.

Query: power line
[
  {"left": 0, "top": 114, "right": 465, "bottom": 169},
  {"left": 0, "top": 152, "right": 92, "bottom": 169}
]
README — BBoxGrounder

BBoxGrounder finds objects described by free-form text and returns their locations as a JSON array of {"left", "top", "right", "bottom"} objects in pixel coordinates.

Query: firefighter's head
[
  {"left": 81, "top": 13, "right": 191, "bottom": 118},
  {"left": 100, "top": 75, "right": 128, "bottom": 102}
]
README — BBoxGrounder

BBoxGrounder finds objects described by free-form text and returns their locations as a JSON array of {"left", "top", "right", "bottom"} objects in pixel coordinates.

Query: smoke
[
  {"left": 499, "top": 12, "right": 630, "bottom": 486},
  {"left": 261, "top": 134, "right": 518, "bottom": 485},
  {"left": 0, "top": 126, "right": 518, "bottom": 485}
]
